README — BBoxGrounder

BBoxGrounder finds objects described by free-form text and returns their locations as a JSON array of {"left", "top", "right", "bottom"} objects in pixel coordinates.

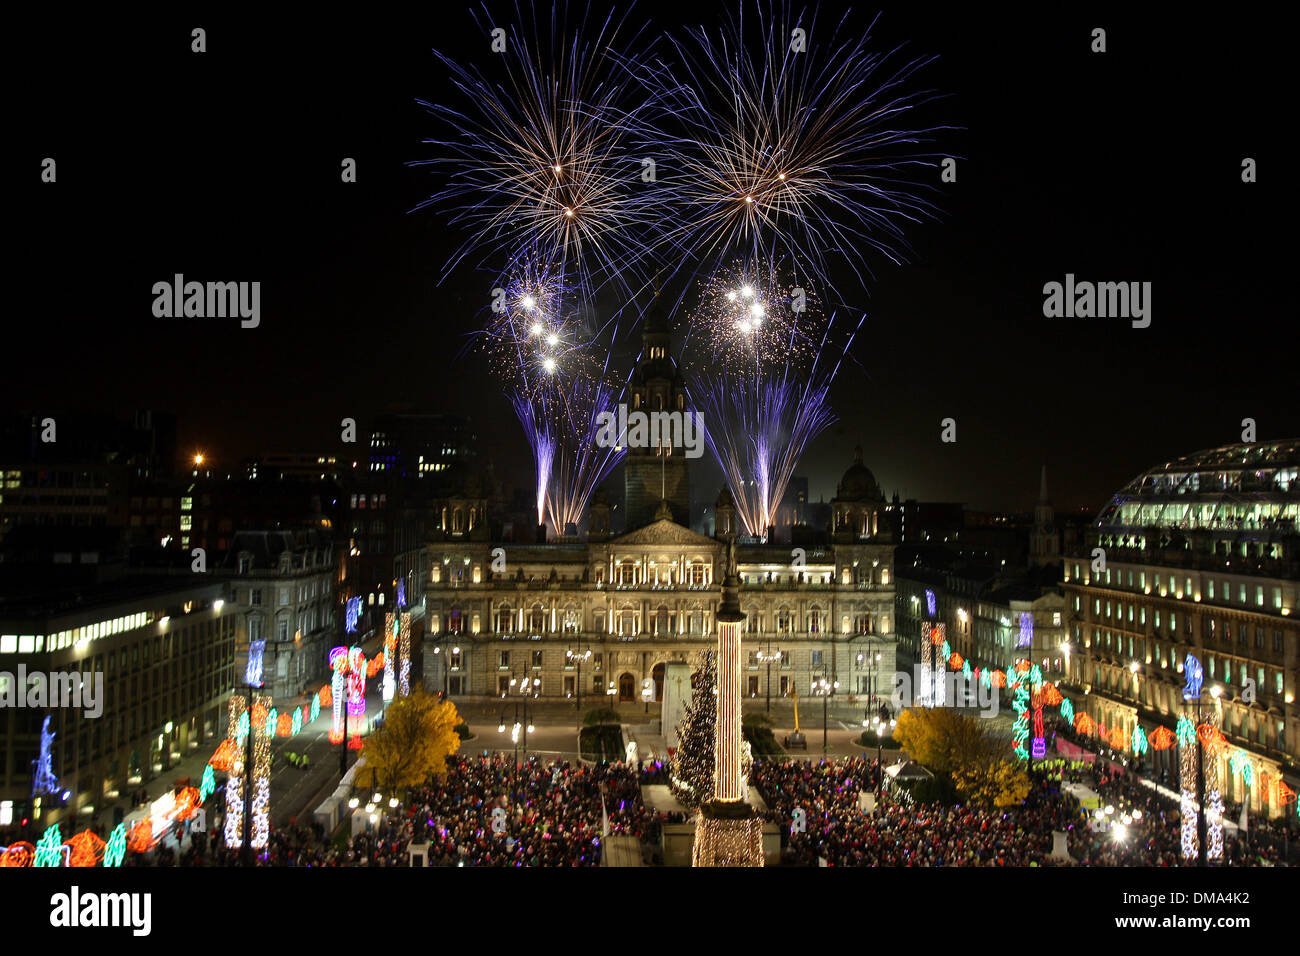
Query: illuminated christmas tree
[{"left": 670, "top": 650, "right": 717, "bottom": 810}]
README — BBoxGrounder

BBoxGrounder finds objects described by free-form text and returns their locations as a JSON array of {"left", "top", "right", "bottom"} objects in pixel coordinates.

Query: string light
[
  {"left": 1131, "top": 726, "right": 1149, "bottom": 756},
  {"left": 251, "top": 693, "right": 272, "bottom": 850},
  {"left": 65, "top": 830, "right": 106, "bottom": 868},
  {"left": 225, "top": 695, "right": 246, "bottom": 850},
  {"left": 1074, "top": 713, "right": 1096, "bottom": 736},
  {"left": 1059, "top": 697, "right": 1074, "bottom": 726},
  {"left": 199, "top": 764, "right": 216, "bottom": 803}
]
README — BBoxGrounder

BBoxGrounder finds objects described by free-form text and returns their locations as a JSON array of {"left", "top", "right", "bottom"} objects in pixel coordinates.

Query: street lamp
[
  {"left": 566, "top": 644, "right": 592, "bottom": 726},
  {"left": 862, "top": 703, "right": 896, "bottom": 799},
  {"left": 757, "top": 643, "right": 782, "bottom": 713},
  {"left": 812, "top": 677, "right": 839, "bottom": 754}
]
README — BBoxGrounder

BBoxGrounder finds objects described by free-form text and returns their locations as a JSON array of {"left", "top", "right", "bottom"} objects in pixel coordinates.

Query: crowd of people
[
  {"left": 751, "top": 757, "right": 1075, "bottom": 866},
  {"left": 14, "top": 751, "right": 1292, "bottom": 868}
]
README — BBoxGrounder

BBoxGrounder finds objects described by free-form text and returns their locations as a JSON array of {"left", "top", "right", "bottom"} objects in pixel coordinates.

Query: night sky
[{"left": 10, "top": 5, "right": 1293, "bottom": 513}]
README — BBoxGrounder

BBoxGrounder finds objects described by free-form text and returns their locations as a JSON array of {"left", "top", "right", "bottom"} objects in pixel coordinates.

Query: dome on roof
[
  {"left": 836, "top": 446, "right": 883, "bottom": 501},
  {"left": 716, "top": 485, "right": 734, "bottom": 509}
]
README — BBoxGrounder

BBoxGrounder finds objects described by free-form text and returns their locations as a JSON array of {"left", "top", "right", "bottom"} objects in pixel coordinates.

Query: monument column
[{"left": 693, "top": 539, "right": 764, "bottom": 867}]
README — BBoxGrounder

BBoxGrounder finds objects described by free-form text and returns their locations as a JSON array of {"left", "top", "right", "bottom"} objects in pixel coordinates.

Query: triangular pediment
[{"left": 609, "top": 519, "right": 720, "bottom": 549}]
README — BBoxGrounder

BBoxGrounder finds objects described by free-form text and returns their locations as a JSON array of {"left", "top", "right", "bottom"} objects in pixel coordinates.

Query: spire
[{"left": 1039, "top": 464, "right": 1049, "bottom": 504}]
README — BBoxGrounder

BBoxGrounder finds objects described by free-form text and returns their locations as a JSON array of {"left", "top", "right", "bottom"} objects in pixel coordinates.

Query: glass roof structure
[{"left": 1095, "top": 440, "right": 1300, "bottom": 535}]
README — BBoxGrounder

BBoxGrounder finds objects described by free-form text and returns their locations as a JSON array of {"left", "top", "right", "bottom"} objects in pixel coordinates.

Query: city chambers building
[
  {"left": 1061, "top": 440, "right": 1299, "bottom": 818},
  {"left": 421, "top": 318, "right": 899, "bottom": 708}
]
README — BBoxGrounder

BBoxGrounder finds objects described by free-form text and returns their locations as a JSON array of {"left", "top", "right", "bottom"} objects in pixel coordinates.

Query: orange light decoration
[
  {"left": 948, "top": 652, "right": 963, "bottom": 670},
  {"left": 1279, "top": 782, "right": 1297, "bottom": 806},
  {"left": 276, "top": 714, "right": 293, "bottom": 737},
  {"left": 0, "top": 842, "right": 35, "bottom": 867},
  {"left": 65, "top": 830, "right": 106, "bottom": 868},
  {"left": 1109, "top": 727, "right": 1129, "bottom": 750},
  {"left": 209, "top": 738, "right": 239, "bottom": 772},
  {"left": 1042, "top": 683, "right": 1064, "bottom": 706},
  {"left": 347, "top": 735, "right": 365, "bottom": 750},
  {"left": 173, "top": 787, "right": 202, "bottom": 821},
  {"left": 991, "top": 670, "right": 1007, "bottom": 688},
  {"left": 319, "top": 685, "right": 333, "bottom": 708},
  {"left": 366, "top": 654, "right": 384, "bottom": 678},
  {"left": 328, "top": 729, "right": 344, "bottom": 745},
  {"left": 251, "top": 700, "right": 270, "bottom": 732},
  {"left": 1148, "top": 726, "right": 1177, "bottom": 751},
  {"left": 1074, "top": 713, "right": 1097, "bottom": 736},
  {"left": 1015, "top": 660, "right": 1031, "bottom": 674},
  {"left": 127, "top": 819, "right": 157, "bottom": 854},
  {"left": 1197, "top": 723, "right": 1228, "bottom": 755}
]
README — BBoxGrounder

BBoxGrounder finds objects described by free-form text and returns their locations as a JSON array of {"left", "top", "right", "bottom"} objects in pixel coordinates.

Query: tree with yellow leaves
[
  {"left": 894, "top": 706, "right": 1031, "bottom": 807},
  {"left": 355, "top": 690, "right": 462, "bottom": 792}
]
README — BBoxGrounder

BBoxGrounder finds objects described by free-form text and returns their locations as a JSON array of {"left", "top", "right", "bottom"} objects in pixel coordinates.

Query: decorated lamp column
[
  {"left": 398, "top": 610, "right": 412, "bottom": 697},
  {"left": 692, "top": 540, "right": 763, "bottom": 867},
  {"left": 383, "top": 612, "right": 399, "bottom": 703}
]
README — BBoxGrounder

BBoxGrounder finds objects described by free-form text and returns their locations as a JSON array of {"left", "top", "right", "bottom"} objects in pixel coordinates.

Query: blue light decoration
[
  {"left": 345, "top": 597, "right": 362, "bottom": 635},
  {"left": 1017, "top": 612, "right": 1033, "bottom": 649},
  {"left": 1182, "top": 653, "right": 1203, "bottom": 700},
  {"left": 31, "top": 715, "right": 60, "bottom": 798},
  {"left": 396, "top": 578, "right": 406, "bottom": 609},
  {"left": 103, "top": 823, "right": 127, "bottom": 868},
  {"left": 246, "top": 639, "right": 266, "bottom": 687},
  {"left": 925, "top": 589, "right": 936, "bottom": 617}
]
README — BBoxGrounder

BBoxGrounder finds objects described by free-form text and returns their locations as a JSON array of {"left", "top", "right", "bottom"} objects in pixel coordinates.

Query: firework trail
[
  {"left": 682, "top": 262, "right": 861, "bottom": 538},
  {"left": 635, "top": 0, "right": 949, "bottom": 302},
  {"left": 415, "top": 1, "right": 665, "bottom": 322},
  {"left": 477, "top": 252, "right": 626, "bottom": 533}
]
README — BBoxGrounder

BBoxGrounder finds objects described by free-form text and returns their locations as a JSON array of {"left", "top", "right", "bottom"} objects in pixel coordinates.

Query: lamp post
[
  {"left": 812, "top": 676, "right": 839, "bottom": 755},
  {"left": 863, "top": 703, "right": 896, "bottom": 800},
  {"left": 430, "top": 641, "right": 460, "bottom": 697},
  {"left": 758, "top": 639, "right": 781, "bottom": 713},
  {"left": 566, "top": 644, "right": 591, "bottom": 728}
]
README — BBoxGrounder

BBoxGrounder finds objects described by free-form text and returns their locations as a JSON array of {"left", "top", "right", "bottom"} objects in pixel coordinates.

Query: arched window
[
  {"left": 496, "top": 605, "right": 513, "bottom": 633},
  {"left": 777, "top": 607, "right": 791, "bottom": 633},
  {"left": 563, "top": 606, "right": 580, "bottom": 634},
  {"left": 529, "top": 603, "right": 546, "bottom": 632},
  {"left": 655, "top": 605, "right": 670, "bottom": 635},
  {"left": 808, "top": 605, "right": 822, "bottom": 634},
  {"left": 448, "top": 608, "right": 464, "bottom": 634}
]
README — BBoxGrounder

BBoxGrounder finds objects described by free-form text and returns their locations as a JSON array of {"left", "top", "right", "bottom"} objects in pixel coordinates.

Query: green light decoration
[
  {"left": 265, "top": 707, "right": 278, "bottom": 738},
  {"left": 103, "top": 823, "right": 127, "bottom": 868},
  {"left": 310, "top": 693, "right": 321, "bottom": 723},
  {"left": 1010, "top": 667, "right": 1030, "bottom": 760},
  {"left": 941, "top": 640, "right": 951, "bottom": 661},
  {"left": 1132, "top": 726, "right": 1148, "bottom": 756},
  {"left": 1175, "top": 715, "right": 1197, "bottom": 747},
  {"left": 236, "top": 710, "right": 250, "bottom": 740},
  {"left": 199, "top": 763, "right": 216, "bottom": 802},
  {"left": 34, "top": 824, "right": 63, "bottom": 867},
  {"left": 1059, "top": 697, "right": 1074, "bottom": 725},
  {"left": 1229, "top": 750, "right": 1255, "bottom": 787},
  {"left": 981, "top": 668, "right": 992, "bottom": 690},
  {"left": 291, "top": 709, "right": 303, "bottom": 736}
]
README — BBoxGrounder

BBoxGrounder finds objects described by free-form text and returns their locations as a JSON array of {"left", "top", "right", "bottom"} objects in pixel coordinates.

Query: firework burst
[
  {"left": 682, "top": 263, "right": 861, "bottom": 538},
  {"left": 476, "top": 254, "right": 625, "bottom": 533},
  {"left": 639, "top": 0, "right": 949, "bottom": 299},
  {"left": 416, "top": 1, "right": 664, "bottom": 315}
]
